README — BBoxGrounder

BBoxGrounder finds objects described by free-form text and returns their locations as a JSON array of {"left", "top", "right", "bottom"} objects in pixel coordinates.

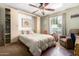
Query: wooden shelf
[{"left": 4, "top": 33, "right": 10, "bottom": 35}]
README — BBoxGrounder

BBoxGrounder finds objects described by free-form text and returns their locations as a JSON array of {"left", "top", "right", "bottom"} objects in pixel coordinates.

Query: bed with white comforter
[{"left": 19, "top": 33, "right": 56, "bottom": 56}]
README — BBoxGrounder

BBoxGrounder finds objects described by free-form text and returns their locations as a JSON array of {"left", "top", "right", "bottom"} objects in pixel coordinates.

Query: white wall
[
  {"left": 66, "top": 6, "right": 79, "bottom": 34},
  {"left": 41, "top": 5, "right": 79, "bottom": 35},
  {"left": 41, "top": 16, "right": 49, "bottom": 33}
]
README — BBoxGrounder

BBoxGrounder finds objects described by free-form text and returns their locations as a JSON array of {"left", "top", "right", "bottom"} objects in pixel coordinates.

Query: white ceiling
[{"left": 3, "top": 3, "right": 79, "bottom": 16}]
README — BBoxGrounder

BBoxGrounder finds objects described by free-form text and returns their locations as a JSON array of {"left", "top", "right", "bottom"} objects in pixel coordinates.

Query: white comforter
[{"left": 19, "top": 33, "right": 55, "bottom": 56}]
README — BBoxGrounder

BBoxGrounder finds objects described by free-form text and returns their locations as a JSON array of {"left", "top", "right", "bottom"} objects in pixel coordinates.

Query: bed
[{"left": 19, "top": 33, "right": 56, "bottom": 56}]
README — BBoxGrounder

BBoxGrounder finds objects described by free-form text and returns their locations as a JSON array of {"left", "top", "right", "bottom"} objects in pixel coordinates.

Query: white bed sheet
[{"left": 19, "top": 33, "right": 55, "bottom": 56}]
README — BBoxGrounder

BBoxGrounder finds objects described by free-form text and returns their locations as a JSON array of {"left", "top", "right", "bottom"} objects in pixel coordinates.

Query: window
[{"left": 49, "top": 15, "right": 63, "bottom": 35}]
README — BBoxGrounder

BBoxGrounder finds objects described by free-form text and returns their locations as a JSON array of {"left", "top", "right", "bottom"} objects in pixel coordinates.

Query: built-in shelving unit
[
  {"left": 4, "top": 8, "right": 11, "bottom": 43},
  {"left": 0, "top": 6, "right": 20, "bottom": 46},
  {"left": 0, "top": 7, "right": 11, "bottom": 46}
]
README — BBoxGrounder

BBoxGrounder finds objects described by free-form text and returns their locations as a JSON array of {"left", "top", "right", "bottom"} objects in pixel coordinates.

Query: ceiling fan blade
[
  {"left": 29, "top": 4, "right": 38, "bottom": 8},
  {"left": 39, "top": 3, "right": 43, "bottom": 7},
  {"left": 32, "top": 10, "right": 39, "bottom": 14},
  {"left": 44, "top": 3, "right": 49, "bottom": 7},
  {"left": 39, "top": 3, "right": 49, "bottom": 9},
  {"left": 45, "top": 8, "right": 55, "bottom": 11}
]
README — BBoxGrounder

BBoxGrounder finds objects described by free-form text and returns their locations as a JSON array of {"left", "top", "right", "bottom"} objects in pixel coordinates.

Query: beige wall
[
  {"left": 34, "top": 16, "right": 41, "bottom": 33},
  {"left": 41, "top": 5, "right": 79, "bottom": 35},
  {"left": 11, "top": 8, "right": 19, "bottom": 43}
]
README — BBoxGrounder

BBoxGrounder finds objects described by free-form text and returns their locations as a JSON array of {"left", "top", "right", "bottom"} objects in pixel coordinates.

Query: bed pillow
[
  {"left": 29, "top": 30, "right": 34, "bottom": 34},
  {"left": 26, "top": 30, "right": 30, "bottom": 34},
  {"left": 25, "top": 30, "right": 34, "bottom": 34},
  {"left": 21, "top": 28, "right": 34, "bottom": 34}
]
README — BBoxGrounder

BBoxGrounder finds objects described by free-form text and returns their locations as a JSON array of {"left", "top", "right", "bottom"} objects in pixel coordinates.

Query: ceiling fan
[{"left": 29, "top": 3, "right": 55, "bottom": 15}]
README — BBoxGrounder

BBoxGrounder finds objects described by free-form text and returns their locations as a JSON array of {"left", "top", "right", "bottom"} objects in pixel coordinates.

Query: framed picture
[{"left": 21, "top": 18, "right": 29, "bottom": 28}]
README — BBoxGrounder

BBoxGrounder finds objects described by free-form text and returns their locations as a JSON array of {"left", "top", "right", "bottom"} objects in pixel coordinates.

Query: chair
[
  {"left": 70, "top": 33, "right": 76, "bottom": 49},
  {"left": 59, "top": 33, "right": 76, "bottom": 49}
]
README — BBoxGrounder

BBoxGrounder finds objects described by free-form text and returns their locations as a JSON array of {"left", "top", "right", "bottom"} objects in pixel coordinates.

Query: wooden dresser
[{"left": 74, "top": 36, "right": 79, "bottom": 56}]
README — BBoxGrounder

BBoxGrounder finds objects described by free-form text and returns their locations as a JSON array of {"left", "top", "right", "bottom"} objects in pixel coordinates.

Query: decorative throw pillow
[{"left": 26, "top": 30, "right": 30, "bottom": 34}]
